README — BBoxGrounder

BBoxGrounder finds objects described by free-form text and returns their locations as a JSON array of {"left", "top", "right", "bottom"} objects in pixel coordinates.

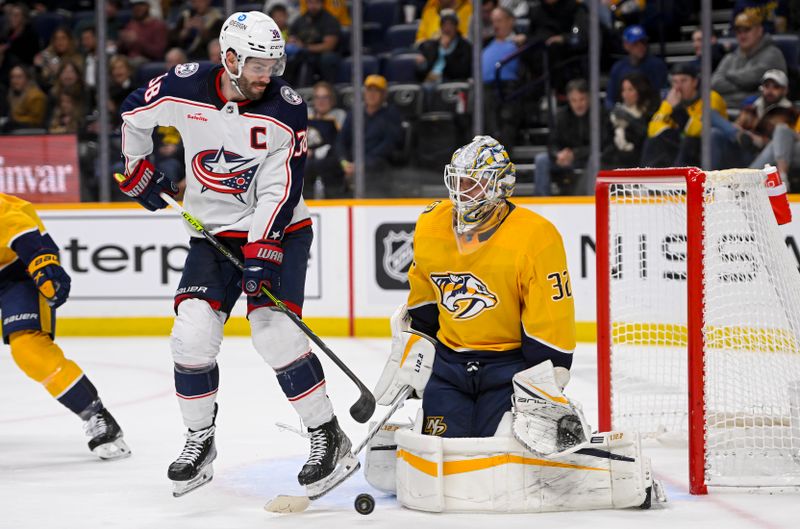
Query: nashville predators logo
[
  {"left": 430, "top": 272, "right": 498, "bottom": 320},
  {"left": 423, "top": 416, "right": 447, "bottom": 436}
]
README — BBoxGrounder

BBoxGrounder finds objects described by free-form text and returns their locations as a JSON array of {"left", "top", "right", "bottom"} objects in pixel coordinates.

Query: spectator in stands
[
  {"left": 415, "top": 9, "right": 472, "bottom": 84},
  {"left": 4, "top": 65, "right": 47, "bottom": 131},
  {"left": 601, "top": 71, "right": 658, "bottom": 170},
  {"left": 165, "top": 48, "right": 188, "bottom": 71},
  {"left": 473, "top": 0, "right": 498, "bottom": 46},
  {"left": 305, "top": 81, "right": 346, "bottom": 198},
  {"left": 690, "top": 28, "right": 725, "bottom": 72},
  {"left": 1, "top": 2, "right": 39, "bottom": 65},
  {"left": 416, "top": 0, "right": 473, "bottom": 43},
  {"left": 604, "top": 25, "right": 667, "bottom": 110},
  {"left": 534, "top": 78, "right": 605, "bottom": 196},
  {"left": 482, "top": 6, "right": 524, "bottom": 148},
  {"left": 338, "top": 75, "right": 403, "bottom": 195},
  {"left": 527, "top": 0, "right": 588, "bottom": 96},
  {"left": 117, "top": 0, "right": 169, "bottom": 64},
  {"left": 711, "top": 11, "right": 787, "bottom": 108},
  {"left": 300, "top": 0, "right": 351, "bottom": 27},
  {"left": 642, "top": 62, "right": 728, "bottom": 167},
  {"left": 285, "top": 0, "right": 342, "bottom": 86},
  {"left": 711, "top": 69, "right": 796, "bottom": 169},
  {"left": 48, "top": 92, "right": 84, "bottom": 134},
  {"left": 269, "top": 3, "right": 291, "bottom": 41},
  {"left": 207, "top": 38, "right": 222, "bottom": 65},
  {"left": 750, "top": 119, "right": 800, "bottom": 189},
  {"left": 49, "top": 59, "right": 91, "bottom": 115},
  {"left": 170, "top": 0, "right": 224, "bottom": 61},
  {"left": 79, "top": 26, "right": 98, "bottom": 91},
  {"left": 265, "top": 0, "right": 301, "bottom": 26},
  {"left": 732, "top": 0, "right": 789, "bottom": 34},
  {"left": 108, "top": 55, "right": 135, "bottom": 126},
  {"left": 33, "top": 27, "right": 83, "bottom": 91}
]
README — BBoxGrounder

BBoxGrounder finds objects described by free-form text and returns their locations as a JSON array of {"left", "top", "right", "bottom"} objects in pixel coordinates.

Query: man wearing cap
[
  {"left": 117, "top": 0, "right": 168, "bottom": 63},
  {"left": 711, "top": 10, "right": 787, "bottom": 108},
  {"left": 337, "top": 75, "right": 403, "bottom": 195},
  {"left": 710, "top": 69, "right": 796, "bottom": 169},
  {"left": 605, "top": 24, "right": 668, "bottom": 110},
  {"left": 416, "top": 9, "right": 472, "bottom": 83},
  {"left": 642, "top": 62, "right": 728, "bottom": 167}
]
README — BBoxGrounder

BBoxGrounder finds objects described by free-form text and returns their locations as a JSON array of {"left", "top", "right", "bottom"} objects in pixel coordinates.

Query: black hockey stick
[{"left": 114, "top": 175, "right": 375, "bottom": 423}]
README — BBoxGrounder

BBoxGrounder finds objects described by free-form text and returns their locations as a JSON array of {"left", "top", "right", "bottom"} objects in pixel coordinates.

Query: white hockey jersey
[{"left": 120, "top": 62, "right": 311, "bottom": 242}]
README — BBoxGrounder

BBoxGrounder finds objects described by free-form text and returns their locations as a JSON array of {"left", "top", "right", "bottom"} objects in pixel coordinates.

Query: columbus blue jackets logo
[
  {"left": 191, "top": 146, "right": 259, "bottom": 202},
  {"left": 430, "top": 272, "right": 498, "bottom": 319}
]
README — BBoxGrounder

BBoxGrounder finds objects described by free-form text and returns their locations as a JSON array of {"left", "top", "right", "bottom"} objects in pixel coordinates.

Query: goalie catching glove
[
  {"left": 116, "top": 159, "right": 178, "bottom": 211},
  {"left": 511, "top": 360, "right": 590, "bottom": 457},
  {"left": 373, "top": 304, "right": 436, "bottom": 406}
]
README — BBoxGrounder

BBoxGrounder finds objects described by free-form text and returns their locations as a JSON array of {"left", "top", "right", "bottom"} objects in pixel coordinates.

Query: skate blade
[
  {"left": 264, "top": 495, "right": 311, "bottom": 513},
  {"left": 306, "top": 453, "right": 360, "bottom": 500},
  {"left": 172, "top": 465, "right": 214, "bottom": 498},
  {"left": 93, "top": 438, "right": 132, "bottom": 461}
]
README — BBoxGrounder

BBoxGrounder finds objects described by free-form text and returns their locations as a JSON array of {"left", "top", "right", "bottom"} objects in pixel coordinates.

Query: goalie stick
[
  {"left": 265, "top": 386, "right": 414, "bottom": 513},
  {"left": 113, "top": 174, "right": 376, "bottom": 424}
]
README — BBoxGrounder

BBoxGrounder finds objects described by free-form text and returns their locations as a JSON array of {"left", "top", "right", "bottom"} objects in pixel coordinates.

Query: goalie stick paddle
[
  {"left": 264, "top": 386, "right": 414, "bottom": 514},
  {"left": 113, "top": 175, "right": 376, "bottom": 423}
]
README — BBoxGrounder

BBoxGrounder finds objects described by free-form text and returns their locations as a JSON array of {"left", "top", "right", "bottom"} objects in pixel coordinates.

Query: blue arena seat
[
  {"left": 365, "top": 0, "right": 401, "bottom": 32},
  {"left": 383, "top": 53, "right": 419, "bottom": 83},
  {"left": 387, "top": 83, "right": 423, "bottom": 121},
  {"left": 386, "top": 23, "right": 419, "bottom": 53},
  {"left": 772, "top": 34, "right": 799, "bottom": 67},
  {"left": 336, "top": 55, "right": 379, "bottom": 84}
]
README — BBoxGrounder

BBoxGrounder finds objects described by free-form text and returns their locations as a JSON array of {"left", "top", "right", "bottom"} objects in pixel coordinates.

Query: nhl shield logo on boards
[
  {"left": 281, "top": 86, "right": 303, "bottom": 105},
  {"left": 375, "top": 223, "right": 415, "bottom": 289},
  {"left": 174, "top": 62, "right": 199, "bottom": 78}
]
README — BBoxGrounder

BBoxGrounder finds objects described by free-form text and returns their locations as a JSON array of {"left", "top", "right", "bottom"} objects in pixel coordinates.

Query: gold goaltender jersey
[
  {"left": 407, "top": 201, "right": 576, "bottom": 368},
  {"left": 0, "top": 193, "right": 47, "bottom": 273}
]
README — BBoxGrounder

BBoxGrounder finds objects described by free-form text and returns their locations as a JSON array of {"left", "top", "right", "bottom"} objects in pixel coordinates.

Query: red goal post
[{"left": 595, "top": 167, "right": 800, "bottom": 495}]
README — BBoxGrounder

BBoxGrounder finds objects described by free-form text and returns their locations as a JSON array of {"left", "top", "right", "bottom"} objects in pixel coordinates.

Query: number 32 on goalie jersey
[{"left": 547, "top": 270, "right": 572, "bottom": 301}]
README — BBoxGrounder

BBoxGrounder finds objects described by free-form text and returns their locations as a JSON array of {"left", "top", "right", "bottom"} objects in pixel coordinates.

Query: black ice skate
[
  {"left": 297, "top": 416, "right": 360, "bottom": 499},
  {"left": 83, "top": 408, "right": 131, "bottom": 461},
  {"left": 168, "top": 422, "right": 217, "bottom": 497}
]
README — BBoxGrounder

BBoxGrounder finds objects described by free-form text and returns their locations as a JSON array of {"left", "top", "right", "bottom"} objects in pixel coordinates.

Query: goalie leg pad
[
  {"left": 395, "top": 423, "right": 656, "bottom": 513},
  {"left": 364, "top": 421, "right": 411, "bottom": 494}
]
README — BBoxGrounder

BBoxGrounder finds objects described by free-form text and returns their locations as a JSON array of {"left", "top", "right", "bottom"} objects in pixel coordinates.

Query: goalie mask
[
  {"left": 219, "top": 11, "right": 286, "bottom": 97},
  {"left": 444, "top": 135, "right": 516, "bottom": 237}
]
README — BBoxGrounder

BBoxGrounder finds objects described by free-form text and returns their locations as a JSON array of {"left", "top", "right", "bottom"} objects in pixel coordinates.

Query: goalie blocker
[{"left": 364, "top": 413, "right": 664, "bottom": 513}]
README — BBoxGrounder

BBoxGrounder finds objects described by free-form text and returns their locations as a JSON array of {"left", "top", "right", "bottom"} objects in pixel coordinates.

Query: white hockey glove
[
  {"left": 373, "top": 304, "right": 436, "bottom": 406},
  {"left": 511, "top": 360, "right": 590, "bottom": 457}
]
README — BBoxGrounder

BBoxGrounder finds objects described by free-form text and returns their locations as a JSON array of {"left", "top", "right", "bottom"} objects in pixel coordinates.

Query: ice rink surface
[{"left": 2, "top": 337, "right": 799, "bottom": 529}]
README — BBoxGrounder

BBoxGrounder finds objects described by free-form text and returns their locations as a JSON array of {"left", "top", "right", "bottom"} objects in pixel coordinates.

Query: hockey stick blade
[
  {"left": 152, "top": 190, "right": 375, "bottom": 423},
  {"left": 264, "top": 495, "right": 311, "bottom": 513}
]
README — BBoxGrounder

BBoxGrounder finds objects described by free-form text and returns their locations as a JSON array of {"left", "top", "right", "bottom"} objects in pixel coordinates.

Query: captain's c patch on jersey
[{"left": 430, "top": 272, "right": 498, "bottom": 320}]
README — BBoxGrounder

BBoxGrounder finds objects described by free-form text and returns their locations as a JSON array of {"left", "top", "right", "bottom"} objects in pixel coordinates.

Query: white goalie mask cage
[
  {"left": 219, "top": 11, "right": 286, "bottom": 84},
  {"left": 444, "top": 135, "right": 516, "bottom": 235}
]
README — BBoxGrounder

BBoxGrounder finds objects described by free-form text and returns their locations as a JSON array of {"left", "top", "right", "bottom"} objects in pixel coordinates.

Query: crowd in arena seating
[{"left": 1, "top": 0, "right": 799, "bottom": 200}]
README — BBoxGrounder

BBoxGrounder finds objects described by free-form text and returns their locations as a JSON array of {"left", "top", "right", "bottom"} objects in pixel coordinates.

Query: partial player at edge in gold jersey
[
  {"left": 374, "top": 136, "right": 578, "bottom": 438},
  {"left": 0, "top": 193, "right": 130, "bottom": 459}
]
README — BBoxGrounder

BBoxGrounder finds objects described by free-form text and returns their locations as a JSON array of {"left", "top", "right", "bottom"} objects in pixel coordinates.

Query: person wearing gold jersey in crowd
[{"left": 0, "top": 193, "right": 130, "bottom": 460}]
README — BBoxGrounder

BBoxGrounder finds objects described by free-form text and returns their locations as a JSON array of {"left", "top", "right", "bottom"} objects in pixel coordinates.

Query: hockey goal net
[{"left": 595, "top": 167, "right": 800, "bottom": 494}]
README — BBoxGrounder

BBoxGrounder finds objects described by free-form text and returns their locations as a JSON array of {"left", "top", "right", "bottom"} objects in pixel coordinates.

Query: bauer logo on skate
[
  {"left": 191, "top": 146, "right": 259, "bottom": 202},
  {"left": 430, "top": 272, "right": 498, "bottom": 319}
]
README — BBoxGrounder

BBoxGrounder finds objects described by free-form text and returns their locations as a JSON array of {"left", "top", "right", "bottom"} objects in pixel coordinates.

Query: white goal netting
[{"left": 605, "top": 168, "right": 800, "bottom": 488}]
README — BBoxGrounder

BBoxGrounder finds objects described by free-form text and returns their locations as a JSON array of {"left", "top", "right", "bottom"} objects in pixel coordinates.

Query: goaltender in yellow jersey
[{"left": 374, "top": 136, "right": 576, "bottom": 438}]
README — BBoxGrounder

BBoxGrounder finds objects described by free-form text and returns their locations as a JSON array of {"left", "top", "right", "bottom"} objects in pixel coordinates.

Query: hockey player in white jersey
[{"left": 116, "top": 11, "right": 354, "bottom": 497}]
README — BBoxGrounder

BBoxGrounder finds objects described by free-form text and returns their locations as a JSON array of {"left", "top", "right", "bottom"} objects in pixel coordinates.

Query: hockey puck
[{"left": 354, "top": 493, "right": 375, "bottom": 515}]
